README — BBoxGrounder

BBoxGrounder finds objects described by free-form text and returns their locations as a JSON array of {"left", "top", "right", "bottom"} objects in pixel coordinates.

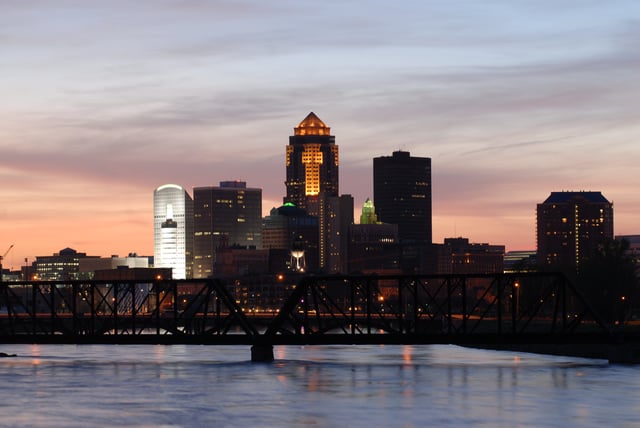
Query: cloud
[{"left": 2, "top": 0, "right": 640, "bottom": 261}]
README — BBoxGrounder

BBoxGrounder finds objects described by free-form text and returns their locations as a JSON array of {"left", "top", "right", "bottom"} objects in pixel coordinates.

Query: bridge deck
[{"left": 1, "top": 273, "right": 635, "bottom": 362}]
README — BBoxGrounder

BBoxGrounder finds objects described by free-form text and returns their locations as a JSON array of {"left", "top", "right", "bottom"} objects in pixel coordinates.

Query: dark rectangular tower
[
  {"left": 373, "top": 151, "right": 432, "bottom": 245},
  {"left": 193, "top": 181, "right": 262, "bottom": 278},
  {"left": 373, "top": 151, "right": 432, "bottom": 274}
]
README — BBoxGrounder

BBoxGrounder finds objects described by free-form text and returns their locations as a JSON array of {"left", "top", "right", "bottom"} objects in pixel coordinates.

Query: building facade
[
  {"left": 262, "top": 203, "right": 319, "bottom": 273},
  {"left": 320, "top": 193, "right": 353, "bottom": 273},
  {"left": 284, "top": 112, "right": 339, "bottom": 217},
  {"left": 153, "top": 184, "right": 194, "bottom": 279},
  {"left": 373, "top": 151, "right": 432, "bottom": 273},
  {"left": 348, "top": 222, "right": 400, "bottom": 274},
  {"left": 78, "top": 254, "right": 150, "bottom": 280},
  {"left": 536, "top": 191, "right": 614, "bottom": 272},
  {"left": 442, "top": 237, "right": 505, "bottom": 275},
  {"left": 32, "top": 248, "right": 99, "bottom": 281},
  {"left": 284, "top": 112, "right": 351, "bottom": 272},
  {"left": 192, "top": 181, "right": 262, "bottom": 278}
]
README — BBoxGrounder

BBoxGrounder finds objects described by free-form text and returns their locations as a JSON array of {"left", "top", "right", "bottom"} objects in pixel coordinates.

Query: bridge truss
[{"left": 0, "top": 273, "right": 617, "bottom": 360}]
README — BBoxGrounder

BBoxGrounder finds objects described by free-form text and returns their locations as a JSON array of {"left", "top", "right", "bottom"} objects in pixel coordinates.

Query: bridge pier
[{"left": 251, "top": 344, "right": 274, "bottom": 362}]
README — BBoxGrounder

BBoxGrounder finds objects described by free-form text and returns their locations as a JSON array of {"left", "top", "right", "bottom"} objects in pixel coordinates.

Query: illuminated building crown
[{"left": 294, "top": 112, "right": 331, "bottom": 136}]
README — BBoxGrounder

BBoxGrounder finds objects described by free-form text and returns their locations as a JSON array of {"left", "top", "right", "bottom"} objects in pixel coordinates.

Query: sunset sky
[{"left": 1, "top": 1, "right": 639, "bottom": 268}]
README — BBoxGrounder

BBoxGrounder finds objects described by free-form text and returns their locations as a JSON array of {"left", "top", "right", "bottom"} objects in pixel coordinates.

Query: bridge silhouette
[{"left": 1, "top": 273, "right": 637, "bottom": 362}]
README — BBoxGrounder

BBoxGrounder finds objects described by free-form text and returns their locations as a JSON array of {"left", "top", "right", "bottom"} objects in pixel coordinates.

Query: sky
[{"left": 1, "top": 0, "right": 639, "bottom": 268}]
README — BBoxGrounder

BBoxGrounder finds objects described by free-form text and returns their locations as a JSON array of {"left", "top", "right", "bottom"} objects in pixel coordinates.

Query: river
[{"left": 0, "top": 344, "right": 638, "bottom": 427}]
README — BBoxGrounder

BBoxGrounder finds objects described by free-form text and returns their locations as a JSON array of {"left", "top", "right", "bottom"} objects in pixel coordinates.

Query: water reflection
[{"left": 0, "top": 344, "right": 631, "bottom": 427}]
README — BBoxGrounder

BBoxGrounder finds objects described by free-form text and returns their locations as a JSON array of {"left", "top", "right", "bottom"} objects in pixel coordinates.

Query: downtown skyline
[{"left": 1, "top": 1, "right": 639, "bottom": 267}]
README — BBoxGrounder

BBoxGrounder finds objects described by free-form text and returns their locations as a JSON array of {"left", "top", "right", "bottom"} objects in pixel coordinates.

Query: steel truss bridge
[{"left": 0, "top": 273, "right": 636, "bottom": 362}]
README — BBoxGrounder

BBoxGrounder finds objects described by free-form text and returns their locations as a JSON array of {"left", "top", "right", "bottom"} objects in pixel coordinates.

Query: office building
[
  {"left": 504, "top": 250, "right": 537, "bottom": 273},
  {"left": 193, "top": 181, "right": 262, "bottom": 278},
  {"left": 319, "top": 193, "right": 353, "bottom": 273},
  {"left": 284, "top": 112, "right": 339, "bottom": 217},
  {"left": 153, "top": 184, "right": 194, "bottom": 279},
  {"left": 32, "top": 248, "right": 99, "bottom": 281},
  {"left": 373, "top": 151, "right": 432, "bottom": 273},
  {"left": 78, "top": 254, "right": 150, "bottom": 280},
  {"left": 262, "top": 203, "right": 319, "bottom": 273},
  {"left": 441, "top": 237, "right": 505, "bottom": 275},
  {"left": 284, "top": 112, "right": 351, "bottom": 271},
  {"left": 537, "top": 191, "right": 613, "bottom": 272}
]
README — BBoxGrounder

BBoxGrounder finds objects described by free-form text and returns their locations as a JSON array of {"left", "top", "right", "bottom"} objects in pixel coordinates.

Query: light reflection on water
[{"left": 0, "top": 344, "right": 637, "bottom": 427}]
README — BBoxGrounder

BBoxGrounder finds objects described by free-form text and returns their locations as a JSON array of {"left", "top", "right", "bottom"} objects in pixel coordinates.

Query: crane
[{"left": 0, "top": 244, "right": 14, "bottom": 280}]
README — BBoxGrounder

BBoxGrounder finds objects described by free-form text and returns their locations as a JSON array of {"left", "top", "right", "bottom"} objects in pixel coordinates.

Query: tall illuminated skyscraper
[
  {"left": 284, "top": 112, "right": 351, "bottom": 272},
  {"left": 153, "top": 184, "right": 194, "bottom": 279},
  {"left": 285, "top": 112, "right": 339, "bottom": 217}
]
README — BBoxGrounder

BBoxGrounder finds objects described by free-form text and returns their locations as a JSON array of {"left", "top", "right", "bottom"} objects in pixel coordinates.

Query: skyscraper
[
  {"left": 537, "top": 191, "right": 614, "bottom": 272},
  {"left": 284, "top": 112, "right": 350, "bottom": 272},
  {"left": 193, "top": 181, "right": 262, "bottom": 278},
  {"left": 373, "top": 151, "right": 432, "bottom": 244},
  {"left": 284, "top": 112, "right": 339, "bottom": 217},
  {"left": 373, "top": 151, "right": 432, "bottom": 273},
  {"left": 153, "top": 184, "right": 194, "bottom": 279},
  {"left": 320, "top": 193, "right": 353, "bottom": 273}
]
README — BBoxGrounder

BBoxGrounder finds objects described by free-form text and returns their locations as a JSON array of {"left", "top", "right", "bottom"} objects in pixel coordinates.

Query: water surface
[{"left": 0, "top": 344, "right": 637, "bottom": 427}]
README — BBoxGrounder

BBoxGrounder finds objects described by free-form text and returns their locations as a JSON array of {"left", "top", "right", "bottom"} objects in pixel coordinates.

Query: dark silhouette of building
[
  {"left": 348, "top": 223, "right": 400, "bottom": 274},
  {"left": 214, "top": 247, "right": 270, "bottom": 277},
  {"left": 93, "top": 267, "right": 172, "bottom": 281},
  {"left": 193, "top": 181, "right": 262, "bottom": 278},
  {"left": 320, "top": 193, "right": 353, "bottom": 273},
  {"left": 537, "top": 191, "right": 614, "bottom": 272},
  {"left": 262, "top": 203, "right": 319, "bottom": 273},
  {"left": 440, "top": 237, "right": 505, "bottom": 274},
  {"left": 373, "top": 151, "right": 432, "bottom": 273},
  {"left": 348, "top": 198, "right": 400, "bottom": 274}
]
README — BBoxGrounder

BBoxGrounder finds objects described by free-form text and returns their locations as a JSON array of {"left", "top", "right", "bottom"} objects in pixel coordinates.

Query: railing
[
  {"left": 264, "top": 272, "right": 611, "bottom": 342},
  {"left": 0, "top": 273, "right": 619, "bottom": 360}
]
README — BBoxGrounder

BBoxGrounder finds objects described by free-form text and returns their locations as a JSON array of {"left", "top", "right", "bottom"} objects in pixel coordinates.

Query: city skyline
[{"left": 1, "top": 1, "right": 639, "bottom": 267}]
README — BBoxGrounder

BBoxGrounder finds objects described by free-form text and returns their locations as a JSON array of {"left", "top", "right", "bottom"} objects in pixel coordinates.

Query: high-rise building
[
  {"left": 284, "top": 112, "right": 351, "bottom": 272},
  {"left": 193, "top": 181, "right": 262, "bottom": 278},
  {"left": 284, "top": 112, "right": 339, "bottom": 216},
  {"left": 373, "top": 151, "right": 432, "bottom": 273},
  {"left": 153, "top": 184, "right": 194, "bottom": 279},
  {"left": 320, "top": 193, "right": 353, "bottom": 273},
  {"left": 537, "top": 191, "right": 614, "bottom": 272}
]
